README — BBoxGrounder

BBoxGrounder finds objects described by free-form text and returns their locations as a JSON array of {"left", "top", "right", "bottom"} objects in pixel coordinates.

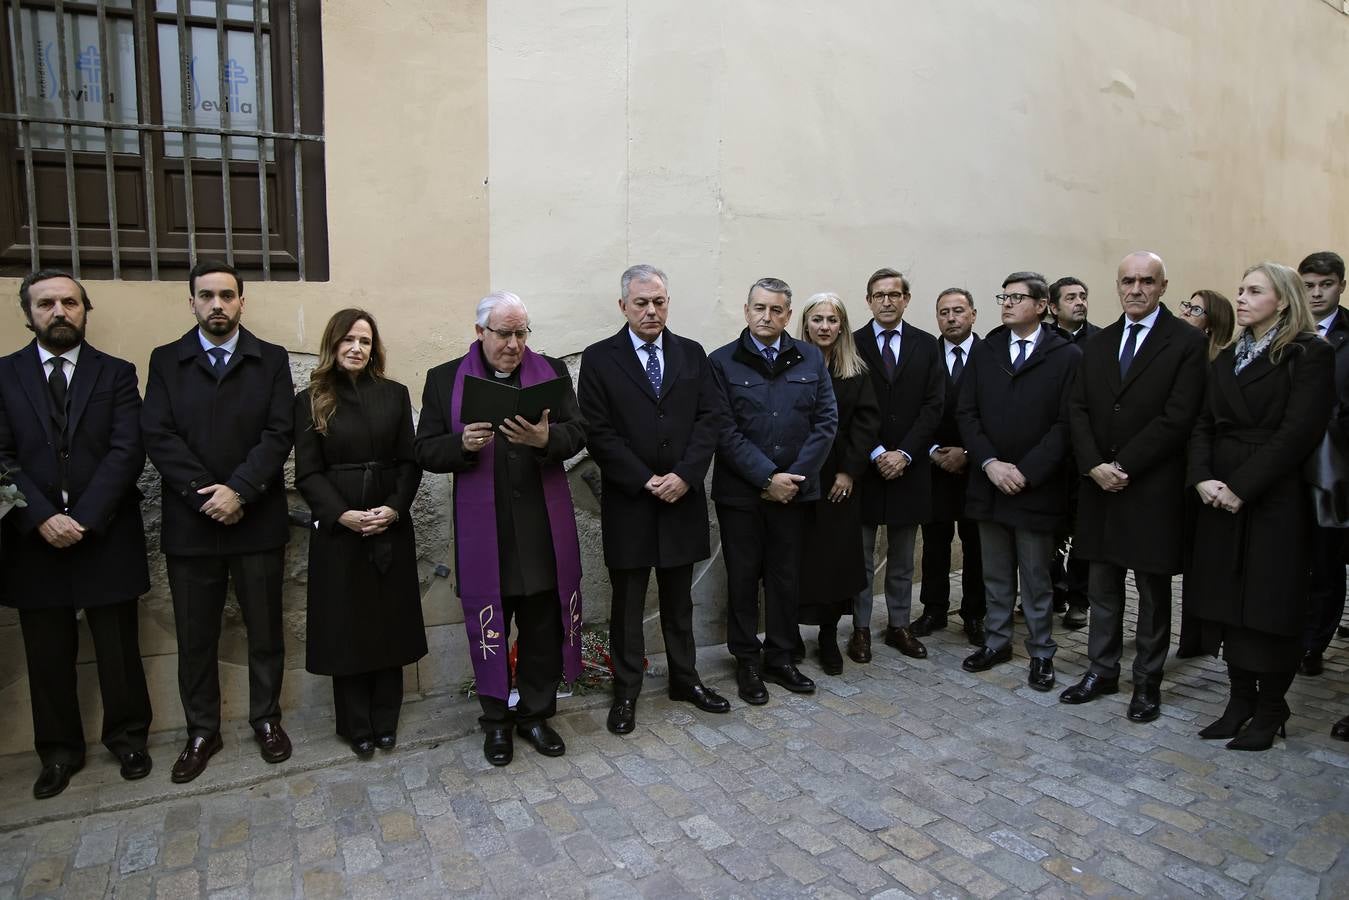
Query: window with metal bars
[{"left": 0, "top": 0, "right": 327, "bottom": 281}]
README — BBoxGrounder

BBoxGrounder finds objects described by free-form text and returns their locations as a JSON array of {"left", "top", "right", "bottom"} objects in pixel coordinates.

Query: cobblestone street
[{"left": 1, "top": 580, "right": 1347, "bottom": 898}]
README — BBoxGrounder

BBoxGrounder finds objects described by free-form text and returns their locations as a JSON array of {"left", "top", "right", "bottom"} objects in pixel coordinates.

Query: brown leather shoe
[
  {"left": 846, "top": 628, "right": 872, "bottom": 663},
  {"left": 883, "top": 626, "right": 928, "bottom": 659},
  {"left": 170, "top": 734, "right": 222, "bottom": 784},
  {"left": 254, "top": 723, "right": 292, "bottom": 764}
]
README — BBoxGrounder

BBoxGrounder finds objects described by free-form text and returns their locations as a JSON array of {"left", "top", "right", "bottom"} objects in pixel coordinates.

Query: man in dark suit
[
  {"left": 578, "top": 265, "right": 730, "bottom": 734},
  {"left": 1059, "top": 252, "right": 1208, "bottom": 721},
  {"left": 416, "top": 291, "right": 587, "bottom": 767},
  {"left": 142, "top": 261, "right": 295, "bottom": 783},
  {"left": 1298, "top": 250, "right": 1349, "bottom": 676},
  {"left": 916, "top": 288, "right": 985, "bottom": 646},
  {"left": 851, "top": 269, "right": 945, "bottom": 663},
  {"left": 957, "top": 272, "right": 1081, "bottom": 692},
  {"left": 1047, "top": 276, "right": 1100, "bottom": 629},
  {"left": 710, "top": 277, "right": 837, "bottom": 704},
  {"left": 0, "top": 271, "right": 152, "bottom": 799}
]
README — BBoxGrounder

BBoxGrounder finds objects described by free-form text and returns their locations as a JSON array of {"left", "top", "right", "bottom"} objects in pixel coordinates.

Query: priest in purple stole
[{"left": 415, "top": 291, "right": 586, "bottom": 767}]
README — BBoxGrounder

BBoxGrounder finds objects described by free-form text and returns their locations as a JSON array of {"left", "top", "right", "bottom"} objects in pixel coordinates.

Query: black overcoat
[
  {"left": 1186, "top": 335, "right": 1334, "bottom": 638},
  {"left": 1052, "top": 321, "right": 1102, "bottom": 345},
  {"left": 414, "top": 349, "right": 586, "bottom": 598},
  {"left": 1069, "top": 306, "right": 1208, "bottom": 574},
  {"left": 577, "top": 327, "right": 722, "bottom": 570},
  {"left": 799, "top": 371, "right": 881, "bottom": 620},
  {"left": 957, "top": 326, "right": 1081, "bottom": 532},
  {"left": 294, "top": 375, "right": 427, "bottom": 675},
  {"left": 929, "top": 336, "right": 982, "bottom": 523},
  {"left": 0, "top": 341, "right": 150, "bottom": 608},
  {"left": 141, "top": 327, "right": 294, "bottom": 556},
  {"left": 853, "top": 320, "right": 945, "bottom": 527}
]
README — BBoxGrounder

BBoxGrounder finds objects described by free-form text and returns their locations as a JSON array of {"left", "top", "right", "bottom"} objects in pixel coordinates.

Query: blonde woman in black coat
[
  {"left": 294, "top": 309, "right": 426, "bottom": 758},
  {"left": 1188, "top": 264, "right": 1334, "bottom": 751}
]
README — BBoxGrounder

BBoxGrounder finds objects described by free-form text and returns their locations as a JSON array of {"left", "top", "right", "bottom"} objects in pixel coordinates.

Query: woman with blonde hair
[
  {"left": 1179, "top": 289, "right": 1236, "bottom": 361},
  {"left": 293, "top": 309, "right": 427, "bottom": 757},
  {"left": 1187, "top": 263, "right": 1334, "bottom": 751},
  {"left": 793, "top": 293, "right": 880, "bottom": 673}
]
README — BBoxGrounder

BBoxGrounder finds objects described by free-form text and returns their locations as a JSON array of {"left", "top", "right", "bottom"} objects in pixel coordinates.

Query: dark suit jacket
[
  {"left": 957, "top": 325, "right": 1081, "bottom": 532},
  {"left": 0, "top": 341, "right": 150, "bottom": 608},
  {"left": 141, "top": 326, "right": 295, "bottom": 556},
  {"left": 1323, "top": 306, "right": 1349, "bottom": 446},
  {"left": 414, "top": 348, "right": 586, "bottom": 598},
  {"left": 853, "top": 320, "right": 945, "bottom": 527},
  {"left": 1069, "top": 306, "right": 1208, "bottom": 574},
  {"left": 929, "top": 335, "right": 981, "bottom": 523},
  {"left": 578, "top": 326, "right": 722, "bottom": 570}
]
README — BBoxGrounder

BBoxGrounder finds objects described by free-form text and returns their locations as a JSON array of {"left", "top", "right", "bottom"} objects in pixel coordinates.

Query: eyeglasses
[
  {"left": 485, "top": 326, "right": 532, "bottom": 341},
  {"left": 994, "top": 293, "right": 1035, "bottom": 306},
  {"left": 869, "top": 291, "right": 909, "bottom": 302},
  {"left": 1179, "top": 301, "right": 1206, "bottom": 318}
]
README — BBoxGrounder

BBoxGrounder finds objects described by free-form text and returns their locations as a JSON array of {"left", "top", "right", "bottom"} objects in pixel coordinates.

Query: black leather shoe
[
  {"left": 375, "top": 733, "right": 397, "bottom": 750},
  {"left": 846, "top": 629, "right": 872, "bottom": 664},
  {"left": 669, "top": 683, "right": 730, "bottom": 713},
  {"left": 517, "top": 722, "right": 566, "bottom": 757},
  {"left": 33, "top": 760, "right": 83, "bottom": 799},
  {"left": 737, "top": 664, "right": 769, "bottom": 705},
  {"left": 607, "top": 699, "right": 637, "bottom": 735},
  {"left": 883, "top": 626, "right": 928, "bottom": 659},
  {"left": 1331, "top": 714, "right": 1349, "bottom": 741},
  {"left": 1339, "top": 625, "right": 1349, "bottom": 639},
  {"left": 254, "top": 723, "right": 292, "bottom": 764},
  {"left": 171, "top": 733, "right": 223, "bottom": 784},
  {"left": 1059, "top": 672, "right": 1119, "bottom": 705},
  {"left": 1028, "top": 657, "right": 1055, "bottom": 692},
  {"left": 910, "top": 612, "right": 947, "bottom": 637},
  {"left": 763, "top": 664, "right": 816, "bottom": 694},
  {"left": 963, "top": 619, "right": 986, "bottom": 646},
  {"left": 1127, "top": 683, "right": 1162, "bottom": 722},
  {"left": 962, "top": 645, "right": 1012, "bottom": 672},
  {"left": 1300, "top": 651, "right": 1324, "bottom": 677},
  {"left": 351, "top": 739, "right": 376, "bottom": 759},
  {"left": 1062, "top": 607, "right": 1089, "bottom": 629},
  {"left": 483, "top": 728, "right": 512, "bottom": 766},
  {"left": 117, "top": 750, "right": 153, "bottom": 781}
]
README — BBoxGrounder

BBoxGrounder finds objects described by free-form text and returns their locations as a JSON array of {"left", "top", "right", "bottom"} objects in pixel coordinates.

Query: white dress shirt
[
  {"left": 1117, "top": 304, "right": 1162, "bottom": 358},
  {"left": 629, "top": 328, "right": 665, "bottom": 382},
  {"left": 197, "top": 328, "right": 240, "bottom": 366}
]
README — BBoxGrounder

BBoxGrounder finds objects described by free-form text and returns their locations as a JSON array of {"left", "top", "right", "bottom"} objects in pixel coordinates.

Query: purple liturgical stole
[{"left": 450, "top": 343, "right": 584, "bottom": 700}]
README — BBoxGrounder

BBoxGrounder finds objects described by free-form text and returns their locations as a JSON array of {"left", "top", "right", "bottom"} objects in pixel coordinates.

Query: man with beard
[
  {"left": 0, "top": 271, "right": 153, "bottom": 798},
  {"left": 142, "top": 261, "right": 295, "bottom": 782}
]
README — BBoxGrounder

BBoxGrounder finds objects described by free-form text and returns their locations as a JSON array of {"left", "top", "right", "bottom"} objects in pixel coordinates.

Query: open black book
[{"left": 461, "top": 374, "right": 571, "bottom": 426}]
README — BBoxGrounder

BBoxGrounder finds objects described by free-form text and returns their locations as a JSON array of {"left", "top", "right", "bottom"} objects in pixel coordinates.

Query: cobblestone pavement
[{"left": 1, "top": 580, "right": 1347, "bottom": 898}]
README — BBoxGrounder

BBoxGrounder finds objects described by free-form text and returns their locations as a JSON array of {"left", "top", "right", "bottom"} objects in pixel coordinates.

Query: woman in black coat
[
  {"left": 1188, "top": 263, "right": 1334, "bottom": 751},
  {"left": 294, "top": 309, "right": 427, "bottom": 757},
  {"left": 794, "top": 293, "right": 881, "bottom": 674}
]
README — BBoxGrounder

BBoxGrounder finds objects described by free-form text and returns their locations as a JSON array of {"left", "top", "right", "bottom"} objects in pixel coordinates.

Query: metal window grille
[{"left": 0, "top": 0, "right": 324, "bottom": 280}]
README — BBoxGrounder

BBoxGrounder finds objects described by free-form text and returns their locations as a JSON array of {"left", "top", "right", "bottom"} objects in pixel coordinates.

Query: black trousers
[
  {"left": 19, "top": 599, "right": 152, "bottom": 767},
  {"left": 716, "top": 501, "right": 807, "bottom": 668},
  {"left": 166, "top": 550, "right": 285, "bottom": 738},
  {"left": 1052, "top": 531, "right": 1089, "bottom": 610},
  {"left": 919, "top": 518, "right": 986, "bottom": 621},
  {"left": 1086, "top": 563, "right": 1172, "bottom": 682},
  {"left": 332, "top": 667, "right": 403, "bottom": 741},
  {"left": 479, "top": 591, "right": 563, "bottom": 729},
  {"left": 1304, "top": 522, "right": 1347, "bottom": 654},
  {"left": 609, "top": 564, "right": 698, "bottom": 699}
]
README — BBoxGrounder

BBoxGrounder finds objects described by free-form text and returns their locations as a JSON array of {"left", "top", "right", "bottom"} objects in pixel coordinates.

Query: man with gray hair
[
  {"left": 579, "top": 265, "right": 730, "bottom": 735},
  {"left": 416, "top": 291, "right": 587, "bottom": 766}
]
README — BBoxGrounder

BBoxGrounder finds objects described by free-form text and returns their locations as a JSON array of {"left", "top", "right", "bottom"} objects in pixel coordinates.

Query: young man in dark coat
[
  {"left": 0, "top": 271, "right": 153, "bottom": 799},
  {"left": 916, "top": 288, "right": 986, "bottom": 646},
  {"left": 710, "top": 277, "right": 837, "bottom": 705},
  {"left": 578, "top": 264, "right": 730, "bottom": 735},
  {"left": 1059, "top": 252, "right": 1208, "bottom": 721},
  {"left": 957, "top": 272, "right": 1082, "bottom": 692},
  {"left": 142, "top": 261, "right": 296, "bottom": 783},
  {"left": 850, "top": 269, "right": 945, "bottom": 663}
]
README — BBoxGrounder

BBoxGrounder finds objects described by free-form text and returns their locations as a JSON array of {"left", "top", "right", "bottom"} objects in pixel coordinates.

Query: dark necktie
[
  {"left": 1119, "top": 322, "right": 1143, "bottom": 378},
  {"left": 641, "top": 342, "right": 661, "bottom": 395},
  {"left": 48, "top": 356, "right": 68, "bottom": 431},
  {"left": 208, "top": 346, "right": 228, "bottom": 377},
  {"left": 950, "top": 345, "right": 964, "bottom": 381},
  {"left": 1011, "top": 339, "right": 1029, "bottom": 371},
  {"left": 881, "top": 330, "right": 897, "bottom": 377},
  {"left": 762, "top": 345, "right": 777, "bottom": 367},
  {"left": 1317, "top": 323, "right": 1328, "bottom": 341}
]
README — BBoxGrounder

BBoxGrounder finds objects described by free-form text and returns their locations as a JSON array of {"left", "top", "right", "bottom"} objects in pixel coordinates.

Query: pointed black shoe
[
  {"left": 669, "top": 683, "right": 731, "bottom": 713},
  {"left": 763, "top": 663, "right": 815, "bottom": 693},
  {"left": 1059, "top": 672, "right": 1119, "bottom": 704},
  {"left": 1199, "top": 666, "right": 1256, "bottom": 739},
  {"left": 962, "top": 645, "right": 1012, "bottom": 672}
]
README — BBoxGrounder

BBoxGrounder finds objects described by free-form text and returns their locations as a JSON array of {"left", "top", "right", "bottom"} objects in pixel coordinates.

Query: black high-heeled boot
[
  {"left": 817, "top": 623, "right": 843, "bottom": 676},
  {"left": 1198, "top": 665, "right": 1256, "bottom": 739},
  {"left": 1227, "top": 670, "right": 1294, "bottom": 751}
]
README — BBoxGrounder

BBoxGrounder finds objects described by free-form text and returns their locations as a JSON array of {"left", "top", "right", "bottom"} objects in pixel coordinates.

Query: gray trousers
[
  {"left": 853, "top": 524, "right": 918, "bottom": 628},
  {"left": 979, "top": 522, "right": 1057, "bottom": 658},
  {"left": 1086, "top": 562, "right": 1171, "bottom": 683}
]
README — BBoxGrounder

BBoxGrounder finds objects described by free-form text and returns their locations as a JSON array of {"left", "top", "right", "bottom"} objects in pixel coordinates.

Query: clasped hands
[
  {"left": 339, "top": 505, "right": 399, "bottom": 536},
  {"left": 645, "top": 472, "right": 689, "bottom": 504},
  {"left": 760, "top": 472, "right": 805, "bottom": 504},
  {"left": 930, "top": 446, "right": 968, "bottom": 475},
  {"left": 1196, "top": 479, "right": 1244, "bottom": 514},
  {"left": 462, "top": 410, "right": 551, "bottom": 454},
  {"left": 198, "top": 483, "right": 244, "bottom": 524},
  {"left": 39, "top": 513, "right": 86, "bottom": 548},
  {"left": 875, "top": 450, "right": 909, "bottom": 480},
  {"left": 984, "top": 460, "right": 1027, "bottom": 496},
  {"left": 1089, "top": 462, "right": 1129, "bottom": 493}
]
